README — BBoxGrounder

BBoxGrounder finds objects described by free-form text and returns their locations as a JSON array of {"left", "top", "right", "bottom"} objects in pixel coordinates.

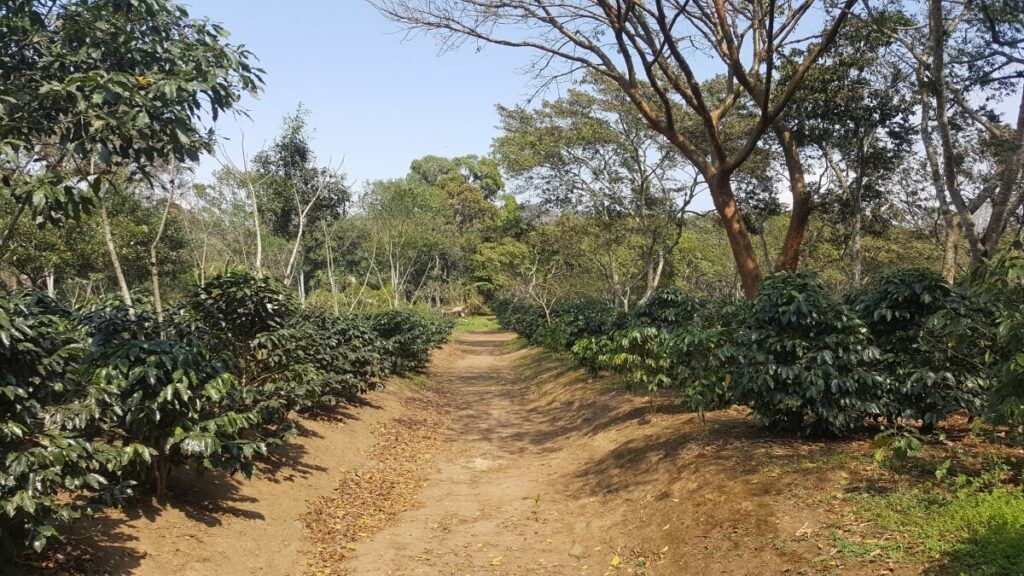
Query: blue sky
[{"left": 185, "top": 1, "right": 542, "bottom": 186}]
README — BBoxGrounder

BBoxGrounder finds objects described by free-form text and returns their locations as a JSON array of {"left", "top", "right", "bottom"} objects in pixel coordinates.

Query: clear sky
[{"left": 185, "top": 0, "right": 543, "bottom": 186}]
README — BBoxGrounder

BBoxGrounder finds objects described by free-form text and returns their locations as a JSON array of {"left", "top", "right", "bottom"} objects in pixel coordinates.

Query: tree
[
  {"left": 361, "top": 179, "right": 453, "bottom": 308},
  {"left": 786, "top": 17, "right": 916, "bottom": 288},
  {"left": 0, "top": 0, "right": 262, "bottom": 262},
  {"left": 864, "top": 0, "right": 1024, "bottom": 274},
  {"left": 495, "top": 75, "right": 700, "bottom": 309},
  {"left": 372, "top": 0, "right": 860, "bottom": 298},
  {"left": 253, "top": 108, "right": 349, "bottom": 301}
]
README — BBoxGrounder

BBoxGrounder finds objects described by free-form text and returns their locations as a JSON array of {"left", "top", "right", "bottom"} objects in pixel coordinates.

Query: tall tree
[
  {"left": 494, "top": 75, "right": 700, "bottom": 309},
  {"left": 0, "top": 0, "right": 262, "bottom": 263},
  {"left": 786, "top": 17, "right": 916, "bottom": 287},
  {"left": 372, "top": 0, "right": 860, "bottom": 298}
]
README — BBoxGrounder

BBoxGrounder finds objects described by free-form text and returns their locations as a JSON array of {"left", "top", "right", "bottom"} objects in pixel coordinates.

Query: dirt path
[
  {"left": 343, "top": 331, "right": 896, "bottom": 576},
  {"left": 343, "top": 331, "right": 699, "bottom": 576},
  {"left": 345, "top": 330, "right": 634, "bottom": 575}
]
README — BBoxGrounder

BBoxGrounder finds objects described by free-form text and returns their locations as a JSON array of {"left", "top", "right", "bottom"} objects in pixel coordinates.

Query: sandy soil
[
  {"left": 22, "top": 330, "right": 911, "bottom": 576},
  {"left": 342, "top": 331, "right": 901, "bottom": 576}
]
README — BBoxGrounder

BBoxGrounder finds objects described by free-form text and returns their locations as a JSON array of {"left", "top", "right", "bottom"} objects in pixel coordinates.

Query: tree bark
[
  {"left": 928, "top": 0, "right": 986, "bottom": 265},
  {"left": 916, "top": 63, "right": 961, "bottom": 283},
  {"left": 99, "top": 198, "right": 133, "bottom": 310},
  {"left": 0, "top": 195, "right": 29, "bottom": 264},
  {"left": 149, "top": 165, "right": 177, "bottom": 325},
  {"left": 324, "top": 222, "right": 339, "bottom": 314},
  {"left": 981, "top": 88, "right": 1024, "bottom": 258},
  {"left": 709, "top": 173, "right": 762, "bottom": 299},
  {"left": 773, "top": 122, "right": 813, "bottom": 273}
]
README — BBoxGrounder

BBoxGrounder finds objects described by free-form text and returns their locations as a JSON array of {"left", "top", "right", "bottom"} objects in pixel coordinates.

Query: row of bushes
[
  {"left": 491, "top": 247, "right": 1024, "bottom": 439},
  {"left": 0, "top": 270, "right": 454, "bottom": 556}
]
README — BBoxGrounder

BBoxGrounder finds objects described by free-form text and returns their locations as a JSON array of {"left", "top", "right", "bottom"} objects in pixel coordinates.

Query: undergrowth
[{"left": 838, "top": 463, "right": 1024, "bottom": 575}]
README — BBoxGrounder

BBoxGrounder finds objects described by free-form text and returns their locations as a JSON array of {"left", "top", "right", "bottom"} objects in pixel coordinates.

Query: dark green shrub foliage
[
  {"left": 369, "top": 309, "right": 455, "bottom": 374},
  {"left": 82, "top": 306, "right": 265, "bottom": 497},
  {"left": 491, "top": 298, "right": 547, "bottom": 340},
  {"left": 286, "top": 311, "right": 387, "bottom": 407},
  {"left": 0, "top": 293, "right": 127, "bottom": 554},
  {"left": 854, "top": 268, "right": 989, "bottom": 431},
  {"left": 731, "top": 272, "right": 883, "bottom": 435},
  {"left": 663, "top": 300, "right": 748, "bottom": 414},
  {"left": 545, "top": 299, "right": 630, "bottom": 351},
  {"left": 0, "top": 271, "right": 454, "bottom": 555},
  {"left": 635, "top": 288, "right": 700, "bottom": 328},
  {"left": 955, "top": 245, "right": 1024, "bottom": 437}
]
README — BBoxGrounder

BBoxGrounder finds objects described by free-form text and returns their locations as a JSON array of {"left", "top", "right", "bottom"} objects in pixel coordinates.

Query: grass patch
[
  {"left": 454, "top": 315, "right": 500, "bottom": 333},
  {"left": 837, "top": 469, "right": 1024, "bottom": 575}
]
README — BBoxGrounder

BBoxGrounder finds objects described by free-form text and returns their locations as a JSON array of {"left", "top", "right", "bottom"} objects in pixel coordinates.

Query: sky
[
  {"left": 185, "top": 0, "right": 543, "bottom": 186},
  {"left": 185, "top": 1, "right": 1021, "bottom": 197}
]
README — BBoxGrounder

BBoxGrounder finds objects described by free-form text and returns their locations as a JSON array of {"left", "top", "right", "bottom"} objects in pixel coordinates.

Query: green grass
[
  {"left": 454, "top": 315, "right": 500, "bottom": 333},
  {"left": 837, "top": 471, "right": 1024, "bottom": 575}
]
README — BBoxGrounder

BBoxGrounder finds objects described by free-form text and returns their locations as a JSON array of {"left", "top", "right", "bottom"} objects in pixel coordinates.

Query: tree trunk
[
  {"left": 324, "top": 223, "right": 339, "bottom": 314},
  {"left": 773, "top": 123, "right": 813, "bottom": 273},
  {"left": 99, "top": 199, "right": 133, "bottom": 310},
  {"left": 0, "top": 195, "right": 29, "bottom": 264},
  {"left": 981, "top": 88, "right": 1024, "bottom": 258},
  {"left": 45, "top": 271, "right": 55, "bottom": 298},
  {"left": 709, "top": 174, "right": 762, "bottom": 299},
  {"left": 849, "top": 194, "right": 863, "bottom": 288},
  {"left": 637, "top": 249, "right": 666, "bottom": 307},
  {"left": 849, "top": 141, "right": 867, "bottom": 289},
  {"left": 916, "top": 64, "right": 961, "bottom": 283},
  {"left": 929, "top": 0, "right": 986, "bottom": 265},
  {"left": 149, "top": 167, "right": 177, "bottom": 325},
  {"left": 248, "top": 181, "right": 263, "bottom": 277}
]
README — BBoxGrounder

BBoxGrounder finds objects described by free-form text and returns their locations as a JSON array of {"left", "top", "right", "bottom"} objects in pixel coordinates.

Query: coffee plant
[
  {"left": 853, "top": 268, "right": 990, "bottom": 432},
  {"left": 730, "top": 272, "right": 884, "bottom": 435},
  {"left": 1, "top": 293, "right": 130, "bottom": 555}
]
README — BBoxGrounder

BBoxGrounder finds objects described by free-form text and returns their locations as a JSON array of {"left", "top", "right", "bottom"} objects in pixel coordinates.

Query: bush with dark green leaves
[
  {"left": 0, "top": 293, "right": 130, "bottom": 556},
  {"left": 731, "top": 272, "right": 884, "bottom": 435},
  {"left": 1, "top": 270, "right": 455, "bottom": 556},
  {"left": 369, "top": 309, "right": 455, "bottom": 374},
  {"left": 663, "top": 300, "right": 748, "bottom": 415},
  {"left": 570, "top": 298, "right": 742, "bottom": 414},
  {"left": 285, "top": 311, "right": 387, "bottom": 408},
  {"left": 184, "top": 271, "right": 301, "bottom": 434},
  {"left": 490, "top": 298, "right": 547, "bottom": 340},
  {"left": 81, "top": 305, "right": 265, "bottom": 498},
  {"left": 544, "top": 299, "right": 630, "bottom": 351},
  {"left": 945, "top": 244, "right": 1024, "bottom": 438},
  {"left": 853, "top": 268, "right": 989, "bottom": 432},
  {"left": 634, "top": 288, "right": 701, "bottom": 328}
]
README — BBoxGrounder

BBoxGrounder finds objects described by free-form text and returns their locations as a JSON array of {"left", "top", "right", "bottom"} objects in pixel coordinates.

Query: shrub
[
  {"left": 545, "top": 299, "right": 630, "bottom": 350},
  {"left": 595, "top": 327, "right": 673, "bottom": 392},
  {"left": 854, "top": 268, "right": 989, "bottom": 432},
  {"left": 184, "top": 271, "right": 302, "bottom": 434},
  {"left": 491, "top": 298, "right": 547, "bottom": 340},
  {"left": 634, "top": 288, "right": 700, "bottom": 328},
  {"left": 664, "top": 301, "right": 746, "bottom": 415},
  {"left": 82, "top": 306, "right": 266, "bottom": 498},
  {"left": 369, "top": 309, "right": 455, "bottom": 374},
  {"left": 0, "top": 293, "right": 128, "bottom": 555},
  {"left": 956, "top": 244, "right": 1024, "bottom": 438},
  {"left": 731, "top": 272, "right": 884, "bottom": 435},
  {"left": 287, "top": 311, "right": 386, "bottom": 408}
]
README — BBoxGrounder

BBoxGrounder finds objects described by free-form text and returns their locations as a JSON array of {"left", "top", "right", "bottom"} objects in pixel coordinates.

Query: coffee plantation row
[
  {"left": 0, "top": 270, "right": 454, "bottom": 556},
  {"left": 491, "top": 245, "right": 1024, "bottom": 439}
]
